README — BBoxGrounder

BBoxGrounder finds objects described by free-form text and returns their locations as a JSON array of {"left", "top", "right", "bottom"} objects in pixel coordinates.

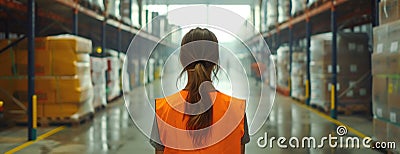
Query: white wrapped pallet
[
  {"left": 269, "top": 55, "right": 277, "bottom": 88},
  {"left": 106, "top": 56, "right": 121, "bottom": 101},
  {"left": 106, "top": 0, "right": 121, "bottom": 19},
  {"left": 291, "top": 0, "right": 306, "bottom": 16},
  {"left": 277, "top": 46, "right": 290, "bottom": 88},
  {"left": 278, "top": 0, "right": 291, "bottom": 23},
  {"left": 91, "top": 57, "right": 108, "bottom": 73},
  {"left": 267, "top": 0, "right": 279, "bottom": 29},
  {"left": 307, "top": 0, "right": 318, "bottom": 7}
]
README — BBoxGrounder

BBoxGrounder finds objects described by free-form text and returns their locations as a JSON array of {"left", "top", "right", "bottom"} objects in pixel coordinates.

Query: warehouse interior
[{"left": 0, "top": 0, "right": 399, "bottom": 153}]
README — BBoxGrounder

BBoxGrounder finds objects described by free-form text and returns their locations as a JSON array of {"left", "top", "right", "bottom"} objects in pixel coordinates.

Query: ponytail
[{"left": 179, "top": 61, "right": 216, "bottom": 145}]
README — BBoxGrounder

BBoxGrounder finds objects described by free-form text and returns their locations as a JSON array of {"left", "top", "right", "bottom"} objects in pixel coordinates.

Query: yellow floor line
[
  {"left": 5, "top": 126, "right": 66, "bottom": 154},
  {"left": 291, "top": 99, "right": 368, "bottom": 139}
]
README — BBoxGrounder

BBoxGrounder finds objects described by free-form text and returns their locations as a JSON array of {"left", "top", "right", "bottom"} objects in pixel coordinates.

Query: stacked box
[
  {"left": 80, "top": 0, "right": 104, "bottom": 11},
  {"left": 291, "top": 51, "right": 306, "bottom": 100},
  {"left": 278, "top": 0, "right": 290, "bottom": 23},
  {"left": 291, "top": 0, "right": 306, "bottom": 16},
  {"left": 106, "top": 0, "right": 121, "bottom": 19},
  {"left": 269, "top": 55, "right": 277, "bottom": 88},
  {"left": 379, "top": 0, "right": 400, "bottom": 25},
  {"left": 373, "top": 5, "right": 400, "bottom": 149},
  {"left": 0, "top": 35, "right": 94, "bottom": 121},
  {"left": 310, "top": 33, "right": 371, "bottom": 111},
  {"left": 277, "top": 46, "right": 290, "bottom": 89},
  {"left": 90, "top": 57, "right": 107, "bottom": 109},
  {"left": 266, "top": 0, "right": 279, "bottom": 29}
]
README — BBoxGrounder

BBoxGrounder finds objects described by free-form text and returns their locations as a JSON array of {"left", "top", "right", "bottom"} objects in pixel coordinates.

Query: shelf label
[
  {"left": 377, "top": 43, "right": 383, "bottom": 53},
  {"left": 390, "top": 41, "right": 398, "bottom": 53},
  {"left": 390, "top": 112, "right": 397, "bottom": 123}
]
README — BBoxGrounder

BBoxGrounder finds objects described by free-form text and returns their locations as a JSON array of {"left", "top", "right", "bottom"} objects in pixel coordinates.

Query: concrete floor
[{"left": 0, "top": 79, "right": 381, "bottom": 154}]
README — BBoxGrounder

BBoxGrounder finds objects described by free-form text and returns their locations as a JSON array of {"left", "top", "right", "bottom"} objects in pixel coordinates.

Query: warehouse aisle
[{"left": 1, "top": 79, "right": 380, "bottom": 154}]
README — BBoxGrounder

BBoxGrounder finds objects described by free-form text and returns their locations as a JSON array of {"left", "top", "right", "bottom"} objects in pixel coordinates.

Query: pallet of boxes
[
  {"left": 309, "top": 33, "right": 371, "bottom": 114},
  {"left": 291, "top": 49, "right": 307, "bottom": 102},
  {"left": 276, "top": 45, "right": 290, "bottom": 96},
  {"left": 90, "top": 56, "right": 108, "bottom": 111},
  {"left": 0, "top": 35, "right": 94, "bottom": 126},
  {"left": 372, "top": 0, "right": 400, "bottom": 152}
]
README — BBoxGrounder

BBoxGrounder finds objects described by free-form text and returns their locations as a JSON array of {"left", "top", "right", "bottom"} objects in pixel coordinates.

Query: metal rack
[
  {"left": 247, "top": 0, "right": 375, "bottom": 119},
  {"left": 0, "top": 0, "right": 173, "bottom": 140}
]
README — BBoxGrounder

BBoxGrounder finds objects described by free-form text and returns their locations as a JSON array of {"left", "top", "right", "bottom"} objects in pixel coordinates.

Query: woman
[{"left": 150, "top": 27, "right": 249, "bottom": 154}]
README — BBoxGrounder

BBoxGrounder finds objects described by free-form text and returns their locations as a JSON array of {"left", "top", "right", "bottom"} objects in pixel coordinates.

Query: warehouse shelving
[
  {"left": 0, "top": 0, "right": 174, "bottom": 141},
  {"left": 247, "top": 0, "right": 376, "bottom": 119}
]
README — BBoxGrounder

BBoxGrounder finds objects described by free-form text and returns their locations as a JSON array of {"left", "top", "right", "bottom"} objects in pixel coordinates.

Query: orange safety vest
[{"left": 155, "top": 90, "right": 246, "bottom": 154}]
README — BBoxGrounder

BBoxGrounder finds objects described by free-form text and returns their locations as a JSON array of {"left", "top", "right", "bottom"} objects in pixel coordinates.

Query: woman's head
[
  {"left": 178, "top": 27, "right": 219, "bottom": 145},
  {"left": 180, "top": 27, "right": 219, "bottom": 73}
]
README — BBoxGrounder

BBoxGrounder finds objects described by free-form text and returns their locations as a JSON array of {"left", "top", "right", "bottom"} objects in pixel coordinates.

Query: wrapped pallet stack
[
  {"left": 105, "top": 50, "right": 121, "bottom": 101},
  {"left": 291, "top": 0, "right": 306, "bottom": 17},
  {"left": 80, "top": 0, "right": 104, "bottom": 12},
  {"left": 90, "top": 57, "right": 107, "bottom": 109},
  {"left": 106, "top": 0, "right": 121, "bottom": 20},
  {"left": 277, "top": 45, "right": 290, "bottom": 95},
  {"left": 266, "top": 0, "right": 279, "bottom": 29},
  {"left": 310, "top": 33, "right": 371, "bottom": 112},
  {"left": 0, "top": 35, "right": 94, "bottom": 123},
  {"left": 290, "top": 50, "right": 306, "bottom": 101},
  {"left": 269, "top": 55, "right": 277, "bottom": 88},
  {"left": 372, "top": 1, "right": 400, "bottom": 152},
  {"left": 278, "top": 0, "right": 291, "bottom": 23}
]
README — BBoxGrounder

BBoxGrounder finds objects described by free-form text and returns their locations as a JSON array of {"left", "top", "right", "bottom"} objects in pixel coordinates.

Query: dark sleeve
[
  {"left": 241, "top": 114, "right": 250, "bottom": 144},
  {"left": 149, "top": 113, "right": 165, "bottom": 151}
]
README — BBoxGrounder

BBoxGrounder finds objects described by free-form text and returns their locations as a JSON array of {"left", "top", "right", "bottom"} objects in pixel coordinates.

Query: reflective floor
[{"left": 0, "top": 79, "right": 381, "bottom": 154}]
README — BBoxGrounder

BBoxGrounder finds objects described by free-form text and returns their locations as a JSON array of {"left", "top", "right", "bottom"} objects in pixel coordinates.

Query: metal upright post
[
  {"left": 118, "top": 28, "right": 121, "bottom": 58},
  {"left": 27, "top": 0, "right": 37, "bottom": 141},
  {"left": 102, "top": 20, "right": 106, "bottom": 57},
  {"left": 289, "top": 26, "right": 293, "bottom": 96},
  {"left": 330, "top": 1, "right": 338, "bottom": 119},
  {"left": 306, "top": 18, "right": 312, "bottom": 106},
  {"left": 73, "top": 7, "right": 78, "bottom": 35},
  {"left": 372, "top": 0, "right": 380, "bottom": 27}
]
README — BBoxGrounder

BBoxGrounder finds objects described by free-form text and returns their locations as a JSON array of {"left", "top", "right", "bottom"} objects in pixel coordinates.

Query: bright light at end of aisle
[{"left": 146, "top": 5, "right": 251, "bottom": 42}]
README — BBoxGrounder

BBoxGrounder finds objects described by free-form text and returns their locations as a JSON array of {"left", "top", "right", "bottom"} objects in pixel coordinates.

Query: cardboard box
[
  {"left": 0, "top": 35, "right": 92, "bottom": 76},
  {"left": 372, "top": 53, "right": 389, "bottom": 75},
  {"left": 0, "top": 73, "right": 92, "bottom": 104},
  {"left": 388, "top": 76, "right": 400, "bottom": 124},
  {"left": 373, "top": 20, "right": 400, "bottom": 54},
  {"left": 379, "top": 0, "right": 400, "bottom": 25},
  {"left": 387, "top": 122, "right": 400, "bottom": 153},
  {"left": 42, "top": 103, "right": 79, "bottom": 117},
  {"left": 0, "top": 40, "right": 16, "bottom": 76},
  {"left": 373, "top": 76, "right": 389, "bottom": 119},
  {"left": 310, "top": 61, "right": 370, "bottom": 76},
  {"left": 373, "top": 118, "right": 388, "bottom": 142}
]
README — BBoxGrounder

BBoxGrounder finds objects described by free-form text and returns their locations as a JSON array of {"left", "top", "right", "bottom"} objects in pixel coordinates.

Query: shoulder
[
  {"left": 155, "top": 91, "right": 185, "bottom": 110},
  {"left": 216, "top": 91, "right": 246, "bottom": 105},
  {"left": 217, "top": 91, "right": 246, "bottom": 107}
]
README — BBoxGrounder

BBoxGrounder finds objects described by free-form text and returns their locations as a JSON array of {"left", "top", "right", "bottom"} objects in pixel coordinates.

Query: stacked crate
[
  {"left": 0, "top": 35, "right": 94, "bottom": 122},
  {"left": 291, "top": 50, "right": 306, "bottom": 101},
  {"left": 276, "top": 46, "right": 290, "bottom": 94},
  {"left": 309, "top": 33, "right": 371, "bottom": 112},
  {"left": 90, "top": 57, "right": 107, "bottom": 109},
  {"left": 372, "top": 0, "right": 400, "bottom": 151}
]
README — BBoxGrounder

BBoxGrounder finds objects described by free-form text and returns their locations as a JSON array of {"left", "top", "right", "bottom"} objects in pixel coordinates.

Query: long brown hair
[{"left": 178, "top": 27, "right": 219, "bottom": 145}]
